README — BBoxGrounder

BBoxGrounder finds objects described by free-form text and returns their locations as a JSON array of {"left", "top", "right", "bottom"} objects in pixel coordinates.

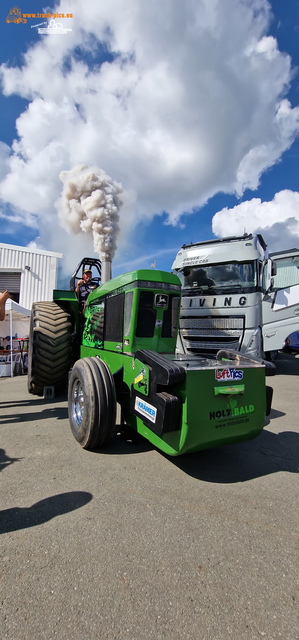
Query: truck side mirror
[
  {"left": 265, "top": 278, "right": 274, "bottom": 295},
  {"left": 271, "top": 261, "right": 277, "bottom": 276}
]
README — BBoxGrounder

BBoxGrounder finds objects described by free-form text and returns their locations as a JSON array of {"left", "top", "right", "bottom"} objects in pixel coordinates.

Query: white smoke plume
[{"left": 57, "top": 164, "right": 123, "bottom": 261}]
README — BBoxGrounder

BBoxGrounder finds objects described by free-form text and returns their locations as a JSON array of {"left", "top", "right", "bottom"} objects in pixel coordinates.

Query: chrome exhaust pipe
[{"left": 101, "top": 260, "right": 112, "bottom": 284}]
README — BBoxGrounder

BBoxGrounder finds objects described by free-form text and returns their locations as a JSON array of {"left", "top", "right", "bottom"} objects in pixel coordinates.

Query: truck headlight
[{"left": 245, "top": 327, "right": 262, "bottom": 358}]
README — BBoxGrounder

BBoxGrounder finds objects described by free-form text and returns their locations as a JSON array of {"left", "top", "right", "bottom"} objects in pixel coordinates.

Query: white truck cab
[{"left": 172, "top": 234, "right": 299, "bottom": 359}]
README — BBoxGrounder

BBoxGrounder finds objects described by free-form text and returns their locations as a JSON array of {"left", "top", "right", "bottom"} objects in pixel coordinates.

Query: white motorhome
[{"left": 172, "top": 234, "right": 299, "bottom": 360}]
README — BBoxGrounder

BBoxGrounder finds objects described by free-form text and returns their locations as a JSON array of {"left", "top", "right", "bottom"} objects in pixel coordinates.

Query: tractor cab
[
  {"left": 69, "top": 257, "right": 102, "bottom": 292},
  {"left": 82, "top": 269, "right": 181, "bottom": 355},
  {"left": 52, "top": 257, "right": 102, "bottom": 332}
]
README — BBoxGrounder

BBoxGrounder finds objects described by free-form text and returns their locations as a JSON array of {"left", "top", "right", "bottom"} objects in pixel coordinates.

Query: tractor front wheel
[{"left": 68, "top": 357, "right": 116, "bottom": 450}]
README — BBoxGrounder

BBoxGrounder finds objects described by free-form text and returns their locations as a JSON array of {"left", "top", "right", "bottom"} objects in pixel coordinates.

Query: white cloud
[
  {"left": 212, "top": 189, "right": 299, "bottom": 250},
  {"left": 0, "top": 208, "right": 38, "bottom": 229},
  {"left": 0, "top": 0, "right": 299, "bottom": 266}
]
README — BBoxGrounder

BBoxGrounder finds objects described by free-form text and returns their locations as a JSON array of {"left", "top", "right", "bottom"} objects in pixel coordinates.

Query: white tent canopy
[{"left": 0, "top": 299, "right": 30, "bottom": 377}]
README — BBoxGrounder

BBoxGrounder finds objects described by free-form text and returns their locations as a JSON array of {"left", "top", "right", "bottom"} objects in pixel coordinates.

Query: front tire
[
  {"left": 68, "top": 357, "right": 116, "bottom": 450},
  {"left": 28, "top": 302, "right": 72, "bottom": 396}
]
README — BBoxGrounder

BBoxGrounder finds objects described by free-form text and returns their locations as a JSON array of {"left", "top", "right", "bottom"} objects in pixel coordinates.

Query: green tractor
[{"left": 28, "top": 259, "right": 275, "bottom": 456}]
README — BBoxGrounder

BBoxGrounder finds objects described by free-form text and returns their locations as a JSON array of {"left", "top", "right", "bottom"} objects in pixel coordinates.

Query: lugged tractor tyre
[
  {"left": 68, "top": 357, "right": 116, "bottom": 450},
  {"left": 91, "top": 357, "right": 117, "bottom": 446},
  {"left": 28, "top": 302, "right": 72, "bottom": 396}
]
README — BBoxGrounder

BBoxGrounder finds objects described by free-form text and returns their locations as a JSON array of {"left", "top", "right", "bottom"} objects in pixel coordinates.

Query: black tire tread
[
  {"left": 28, "top": 301, "right": 72, "bottom": 396},
  {"left": 32, "top": 331, "right": 71, "bottom": 350},
  {"left": 32, "top": 344, "right": 71, "bottom": 363},
  {"left": 68, "top": 356, "right": 116, "bottom": 450},
  {"left": 84, "top": 358, "right": 109, "bottom": 449},
  {"left": 93, "top": 358, "right": 117, "bottom": 445}
]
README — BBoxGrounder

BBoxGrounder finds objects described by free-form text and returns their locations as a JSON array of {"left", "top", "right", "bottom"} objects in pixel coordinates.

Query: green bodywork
[
  {"left": 72, "top": 268, "right": 268, "bottom": 456},
  {"left": 53, "top": 289, "right": 80, "bottom": 332},
  {"left": 81, "top": 344, "right": 266, "bottom": 456}
]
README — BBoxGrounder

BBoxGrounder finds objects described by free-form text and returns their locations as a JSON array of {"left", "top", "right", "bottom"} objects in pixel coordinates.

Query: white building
[
  {"left": 0, "top": 242, "right": 62, "bottom": 343},
  {"left": 0, "top": 242, "right": 62, "bottom": 309}
]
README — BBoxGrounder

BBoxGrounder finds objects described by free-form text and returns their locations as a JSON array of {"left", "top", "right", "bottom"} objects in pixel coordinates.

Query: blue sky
[{"left": 0, "top": 0, "right": 299, "bottom": 284}]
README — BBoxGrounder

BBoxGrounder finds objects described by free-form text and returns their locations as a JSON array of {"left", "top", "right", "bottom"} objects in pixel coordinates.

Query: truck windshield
[{"left": 176, "top": 262, "right": 257, "bottom": 293}]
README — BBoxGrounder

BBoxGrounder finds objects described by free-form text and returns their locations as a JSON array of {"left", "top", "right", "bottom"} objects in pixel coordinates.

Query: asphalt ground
[{"left": 0, "top": 352, "right": 298, "bottom": 640}]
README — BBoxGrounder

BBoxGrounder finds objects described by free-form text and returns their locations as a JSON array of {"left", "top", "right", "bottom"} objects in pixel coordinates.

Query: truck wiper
[
  {"left": 216, "top": 284, "right": 244, "bottom": 293},
  {"left": 183, "top": 285, "right": 217, "bottom": 294},
  {"left": 183, "top": 287, "right": 205, "bottom": 295}
]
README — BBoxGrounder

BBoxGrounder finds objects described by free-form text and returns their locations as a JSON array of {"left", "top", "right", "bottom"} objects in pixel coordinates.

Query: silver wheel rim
[{"left": 71, "top": 378, "right": 84, "bottom": 426}]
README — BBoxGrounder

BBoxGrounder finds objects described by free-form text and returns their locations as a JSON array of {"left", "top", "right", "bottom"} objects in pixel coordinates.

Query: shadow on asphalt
[
  {"left": 91, "top": 419, "right": 299, "bottom": 486},
  {"left": 274, "top": 352, "right": 299, "bottom": 376},
  {"left": 266, "top": 408, "right": 285, "bottom": 421},
  {"left": 0, "top": 392, "right": 68, "bottom": 424},
  {"left": 0, "top": 401, "right": 68, "bottom": 425},
  {"left": 92, "top": 426, "right": 153, "bottom": 456},
  {"left": 170, "top": 428, "right": 299, "bottom": 483},
  {"left": 0, "top": 393, "right": 67, "bottom": 409},
  {"left": 0, "top": 447, "right": 22, "bottom": 472},
  {"left": 0, "top": 491, "right": 93, "bottom": 534}
]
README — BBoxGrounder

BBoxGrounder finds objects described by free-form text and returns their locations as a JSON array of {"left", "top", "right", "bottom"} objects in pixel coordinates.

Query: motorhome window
[
  {"left": 272, "top": 257, "right": 299, "bottom": 290},
  {"left": 177, "top": 262, "right": 257, "bottom": 291},
  {"left": 136, "top": 291, "right": 156, "bottom": 337}
]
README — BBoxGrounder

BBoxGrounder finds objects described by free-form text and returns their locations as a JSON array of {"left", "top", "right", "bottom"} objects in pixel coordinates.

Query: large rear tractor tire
[
  {"left": 68, "top": 357, "right": 116, "bottom": 450},
  {"left": 28, "top": 302, "right": 72, "bottom": 396}
]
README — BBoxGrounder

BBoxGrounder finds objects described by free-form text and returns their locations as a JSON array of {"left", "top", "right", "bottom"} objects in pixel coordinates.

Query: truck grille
[{"left": 179, "top": 316, "right": 244, "bottom": 355}]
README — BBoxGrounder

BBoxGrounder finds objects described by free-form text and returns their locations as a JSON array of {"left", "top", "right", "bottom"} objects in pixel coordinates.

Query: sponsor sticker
[
  {"left": 134, "top": 397, "right": 157, "bottom": 423},
  {"left": 182, "top": 256, "right": 208, "bottom": 266},
  {"left": 215, "top": 368, "right": 244, "bottom": 381},
  {"left": 209, "top": 398, "right": 254, "bottom": 427},
  {"left": 209, "top": 405, "right": 254, "bottom": 420}
]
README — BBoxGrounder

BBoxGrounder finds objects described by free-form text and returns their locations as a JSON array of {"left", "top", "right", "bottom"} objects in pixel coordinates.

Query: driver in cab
[{"left": 75, "top": 269, "right": 95, "bottom": 315}]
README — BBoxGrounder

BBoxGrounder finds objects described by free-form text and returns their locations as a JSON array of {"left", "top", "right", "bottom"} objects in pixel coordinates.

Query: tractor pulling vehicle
[{"left": 28, "top": 259, "right": 274, "bottom": 456}]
